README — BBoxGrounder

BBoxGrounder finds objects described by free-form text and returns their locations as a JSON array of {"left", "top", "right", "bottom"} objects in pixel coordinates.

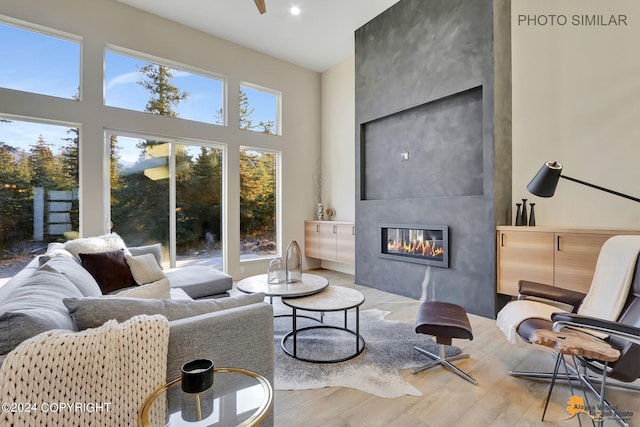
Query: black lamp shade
[{"left": 527, "top": 161, "right": 563, "bottom": 197}]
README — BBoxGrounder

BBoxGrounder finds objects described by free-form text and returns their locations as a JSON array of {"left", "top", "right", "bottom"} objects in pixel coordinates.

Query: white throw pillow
[
  {"left": 112, "top": 278, "right": 171, "bottom": 299},
  {"left": 64, "top": 232, "right": 128, "bottom": 261},
  {"left": 125, "top": 253, "right": 166, "bottom": 285}
]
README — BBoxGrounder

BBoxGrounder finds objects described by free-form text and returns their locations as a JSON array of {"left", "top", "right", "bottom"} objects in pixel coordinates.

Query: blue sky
[{"left": 0, "top": 21, "right": 278, "bottom": 155}]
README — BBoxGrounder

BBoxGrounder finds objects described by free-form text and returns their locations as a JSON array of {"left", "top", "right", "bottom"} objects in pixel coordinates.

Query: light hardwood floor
[{"left": 273, "top": 269, "right": 640, "bottom": 427}]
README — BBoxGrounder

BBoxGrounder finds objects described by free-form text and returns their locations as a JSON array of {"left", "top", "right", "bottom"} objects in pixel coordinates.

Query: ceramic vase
[
  {"left": 515, "top": 203, "right": 523, "bottom": 226},
  {"left": 528, "top": 203, "right": 536, "bottom": 226},
  {"left": 521, "top": 199, "right": 528, "bottom": 227}
]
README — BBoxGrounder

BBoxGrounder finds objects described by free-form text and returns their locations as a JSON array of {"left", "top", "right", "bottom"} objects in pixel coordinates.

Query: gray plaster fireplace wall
[{"left": 355, "top": 0, "right": 512, "bottom": 318}]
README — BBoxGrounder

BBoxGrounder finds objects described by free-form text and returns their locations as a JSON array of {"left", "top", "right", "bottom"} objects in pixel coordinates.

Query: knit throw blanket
[{"left": 0, "top": 315, "right": 169, "bottom": 426}]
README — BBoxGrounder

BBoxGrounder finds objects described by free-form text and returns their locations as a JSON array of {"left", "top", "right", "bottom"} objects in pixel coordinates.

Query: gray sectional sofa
[{"left": 0, "top": 239, "right": 274, "bottom": 425}]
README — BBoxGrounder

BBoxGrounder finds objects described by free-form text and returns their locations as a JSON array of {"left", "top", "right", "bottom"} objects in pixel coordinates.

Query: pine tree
[
  {"left": 137, "top": 64, "right": 188, "bottom": 117},
  {"left": 0, "top": 144, "right": 32, "bottom": 249},
  {"left": 239, "top": 88, "right": 275, "bottom": 134}
]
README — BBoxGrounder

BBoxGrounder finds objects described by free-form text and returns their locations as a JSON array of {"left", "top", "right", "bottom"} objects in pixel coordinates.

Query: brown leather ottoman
[{"left": 412, "top": 301, "right": 477, "bottom": 385}]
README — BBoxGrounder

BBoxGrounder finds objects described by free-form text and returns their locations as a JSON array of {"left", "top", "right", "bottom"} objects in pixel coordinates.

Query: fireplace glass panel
[{"left": 379, "top": 224, "right": 448, "bottom": 267}]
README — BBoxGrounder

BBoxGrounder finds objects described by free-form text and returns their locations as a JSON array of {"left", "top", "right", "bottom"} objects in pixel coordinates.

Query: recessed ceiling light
[{"left": 290, "top": 6, "right": 301, "bottom": 16}]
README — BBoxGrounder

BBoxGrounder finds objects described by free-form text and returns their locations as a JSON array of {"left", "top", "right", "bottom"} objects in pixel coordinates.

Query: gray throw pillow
[
  {"left": 64, "top": 292, "right": 266, "bottom": 330},
  {"left": 128, "top": 243, "right": 163, "bottom": 268},
  {"left": 0, "top": 269, "right": 83, "bottom": 355}
]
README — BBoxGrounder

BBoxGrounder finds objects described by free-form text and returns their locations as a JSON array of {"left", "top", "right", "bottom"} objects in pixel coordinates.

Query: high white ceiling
[{"left": 116, "top": 0, "right": 401, "bottom": 72}]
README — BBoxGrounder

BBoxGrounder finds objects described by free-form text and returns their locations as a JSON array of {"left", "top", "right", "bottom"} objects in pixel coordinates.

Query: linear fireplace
[{"left": 379, "top": 224, "right": 449, "bottom": 268}]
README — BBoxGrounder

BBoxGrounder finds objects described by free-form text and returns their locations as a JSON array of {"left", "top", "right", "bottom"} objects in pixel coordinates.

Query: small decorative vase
[
  {"left": 515, "top": 203, "right": 523, "bottom": 226},
  {"left": 521, "top": 199, "right": 528, "bottom": 227},
  {"left": 285, "top": 240, "right": 302, "bottom": 283},
  {"left": 267, "top": 257, "right": 286, "bottom": 284},
  {"left": 528, "top": 203, "right": 536, "bottom": 226},
  {"left": 316, "top": 203, "right": 324, "bottom": 220}
]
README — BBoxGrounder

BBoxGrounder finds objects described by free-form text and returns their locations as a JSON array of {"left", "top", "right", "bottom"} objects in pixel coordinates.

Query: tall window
[
  {"left": 109, "top": 133, "right": 224, "bottom": 269},
  {"left": 239, "top": 83, "right": 281, "bottom": 135},
  {"left": 104, "top": 48, "right": 225, "bottom": 125},
  {"left": 240, "top": 148, "right": 279, "bottom": 260},
  {"left": 0, "top": 118, "right": 79, "bottom": 278},
  {"left": 0, "top": 20, "right": 80, "bottom": 99}
]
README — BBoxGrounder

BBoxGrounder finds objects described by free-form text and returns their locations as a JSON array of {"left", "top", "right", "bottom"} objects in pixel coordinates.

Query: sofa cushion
[
  {"left": 128, "top": 244, "right": 163, "bottom": 269},
  {"left": 80, "top": 250, "right": 136, "bottom": 294},
  {"left": 64, "top": 292, "right": 266, "bottom": 330},
  {"left": 110, "top": 278, "right": 171, "bottom": 299},
  {"left": 0, "top": 269, "right": 82, "bottom": 355},
  {"left": 38, "top": 255, "right": 102, "bottom": 297},
  {"left": 0, "top": 261, "right": 40, "bottom": 307},
  {"left": 164, "top": 266, "right": 232, "bottom": 298},
  {"left": 125, "top": 253, "right": 165, "bottom": 285},
  {"left": 64, "top": 232, "right": 128, "bottom": 261}
]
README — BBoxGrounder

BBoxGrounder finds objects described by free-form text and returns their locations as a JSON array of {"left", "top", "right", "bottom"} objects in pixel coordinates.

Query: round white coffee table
[
  {"left": 281, "top": 286, "right": 366, "bottom": 363},
  {"left": 236, "top": 273, "right": 329, "bottom": 301}
]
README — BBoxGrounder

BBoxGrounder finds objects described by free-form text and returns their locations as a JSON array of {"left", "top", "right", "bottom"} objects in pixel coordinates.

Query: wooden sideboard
[
  {"left": 496, "top": 226, "right": 640, "bottom": 296},
  {"left": 304, "top": 220, "right": 355, "bottom": 265}
]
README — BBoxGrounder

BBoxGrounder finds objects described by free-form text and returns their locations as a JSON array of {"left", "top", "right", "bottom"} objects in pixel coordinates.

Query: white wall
[
  {"left": 317, "top": 56, "right": 356, "bottom": 274},
  {"left": 0, "top": 0, "right": 321, "bottom": 279},
  {"left": 320, "top": 56, "right": 356, "bottom": 222},
  {"left": 512, "top": 0, "right": 640, "bottom": 228}
]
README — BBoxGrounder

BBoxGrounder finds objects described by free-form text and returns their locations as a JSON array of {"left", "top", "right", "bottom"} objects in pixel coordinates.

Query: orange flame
[{"left": 387, "top": 238, "right": 443, "bottom": 257}]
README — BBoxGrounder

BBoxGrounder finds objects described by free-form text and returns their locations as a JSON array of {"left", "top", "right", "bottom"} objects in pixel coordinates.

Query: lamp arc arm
[{"left": 561, "top": 175, "right": 640, "bottom": 203}]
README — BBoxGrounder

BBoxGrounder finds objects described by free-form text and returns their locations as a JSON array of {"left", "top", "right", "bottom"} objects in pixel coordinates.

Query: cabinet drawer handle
[
  {"left": 316, "top": 224, "right": 319, "bottom": 233},
  {"left": 333, "top": 225, "right": 337, "bottom": 234},
  {"left": 352, "top": 226, "right": 355, "bottom": 236},
  {"left": 557, "top": 236, "right": 561, "bottom": 251},
  {"left": 501, "top": 233, "right": 504, "bottom": 247}
]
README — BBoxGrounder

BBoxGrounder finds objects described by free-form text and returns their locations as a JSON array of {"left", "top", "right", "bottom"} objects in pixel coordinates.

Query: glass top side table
[{"left": 137, "top": 367, "right": 273, "bottom": 427}]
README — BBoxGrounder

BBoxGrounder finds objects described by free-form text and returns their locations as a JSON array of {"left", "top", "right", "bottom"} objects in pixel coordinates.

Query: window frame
[
  {"left": 104, "top": 45, "right": 228, "bottom": 126},
  {"left": 0, "top": 15, "right": 82, "bottom": 100},
  {"left": 105, "top": 129, "right": 227, "bottom": 270},
  {"left": 239, "top": 145, "right": 282, "bottom": 263},
  {"left": 239, "top": 82, "right": 283, "bottom": 136},
  {"left": 0, "top": 113, "right": 82, "bottom": 241}
]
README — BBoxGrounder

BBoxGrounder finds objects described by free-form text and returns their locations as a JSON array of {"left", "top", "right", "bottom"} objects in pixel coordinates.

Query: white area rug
[{"left": 273, "top": 308, "right": 461, "bottom": 398}]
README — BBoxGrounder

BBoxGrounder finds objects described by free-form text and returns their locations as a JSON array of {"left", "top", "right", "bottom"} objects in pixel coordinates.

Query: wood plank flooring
[{"left": 273, "top": 269, "right": 640, "bottom": 427}]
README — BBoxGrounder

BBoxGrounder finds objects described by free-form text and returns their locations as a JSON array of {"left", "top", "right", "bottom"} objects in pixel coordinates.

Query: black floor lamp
[{"left": 527, "top": 161, "right": 640, "bottom": 203}]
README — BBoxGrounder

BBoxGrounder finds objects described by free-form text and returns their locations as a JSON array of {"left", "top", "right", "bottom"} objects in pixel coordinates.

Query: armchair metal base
[
  {"left": 509, "top": 362, "right": 638, "bottom": 427},
  {"left": 412, "top": 345, "right": 477, "bottom": 385}
]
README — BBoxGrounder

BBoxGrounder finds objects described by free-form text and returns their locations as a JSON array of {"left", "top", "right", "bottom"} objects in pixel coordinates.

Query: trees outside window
[
  {"left": 0, "top": 119, "right": 79, "bottom": 278},
  {"left": 239, "top": 84, "right": 280, "bottom": 135},
  {"left": 240, "top": 148, "right": 278, "bottom": 259},
  {"left": 105, "top": 49, "right": 224, "bottom": 125},
  {"left": 110, "top": 134, "right": 224, "bottom": 269},
  {"left": 109, "top": 56, "right": 224, "bottom": 269}
]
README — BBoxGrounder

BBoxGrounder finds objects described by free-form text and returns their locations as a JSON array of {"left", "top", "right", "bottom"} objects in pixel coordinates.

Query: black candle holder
[{"left": 181, "top": 359, "right": 214, "bottom": 394}]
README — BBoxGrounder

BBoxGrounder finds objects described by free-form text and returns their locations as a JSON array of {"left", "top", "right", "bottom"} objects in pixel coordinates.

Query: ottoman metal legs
[{"left": 412, "top": 301, "right": 477, "bottom": 385}]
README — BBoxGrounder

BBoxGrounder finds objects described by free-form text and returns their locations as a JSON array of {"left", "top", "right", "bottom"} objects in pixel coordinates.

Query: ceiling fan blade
[{"left": 254, "top": 0, "right": 266, "bottom": 14}]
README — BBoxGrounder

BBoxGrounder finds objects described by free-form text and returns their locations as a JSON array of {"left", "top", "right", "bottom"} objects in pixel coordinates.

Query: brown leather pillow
[{"left": 79, "top": 250, "right": 136, "bottom": 294}]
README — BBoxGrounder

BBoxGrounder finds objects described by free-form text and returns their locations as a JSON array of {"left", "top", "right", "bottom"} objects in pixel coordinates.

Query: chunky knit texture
[{"left": 0, "top": 314, "right": 169, "bottom": 426}]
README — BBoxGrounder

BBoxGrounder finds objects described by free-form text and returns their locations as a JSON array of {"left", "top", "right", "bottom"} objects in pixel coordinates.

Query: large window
[
  {"left": 109, "top": 132, "right": 224, "bottom": 269},
  {"left": 0, "top": 118, "right": 79, "bottom": 278},
  {"left": 239, "top": 83, "right": 281, "bottom": 135},
  {"left": 105, "top": 48, "right": 225, "bottom": 125},
  {"left": 240, "top": 147, "right": 279, "bottom": 260},
  {"left": 0, "top": 20, "right": 80, "bottom": 99}
]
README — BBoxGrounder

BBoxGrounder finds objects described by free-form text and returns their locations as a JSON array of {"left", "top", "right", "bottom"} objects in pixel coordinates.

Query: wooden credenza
[
  {"left": 304, "top": 220, "right": 355, "bottom": 265},
  {"left": 496, "top": 226, "right": 640, "bottom": 296}
]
